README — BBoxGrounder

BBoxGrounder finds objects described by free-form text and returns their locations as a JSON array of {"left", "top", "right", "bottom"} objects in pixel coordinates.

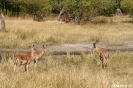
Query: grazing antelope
[
  {"left": 13, "top": 45, "right": 36, "bottom": 72},
  {"left": 92, "top": 39, "right": 109, "bottom": 68},
  {"left": 31, "top": 45, "right": 48, "bottom": 66}
]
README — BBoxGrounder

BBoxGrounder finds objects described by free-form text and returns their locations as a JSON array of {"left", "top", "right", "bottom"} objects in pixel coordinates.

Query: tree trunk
[
  {"left": 75, "top": 15, "right": 80, "bottom": 24},
  {"left": 1, "top": 14, "right": 6, "bottom": 30},
  {"left": 57, "top": 9, "right": 64, "bottom": 21},
  {"left": 116, "top": 8, "right": 122, "bottom": 16}
]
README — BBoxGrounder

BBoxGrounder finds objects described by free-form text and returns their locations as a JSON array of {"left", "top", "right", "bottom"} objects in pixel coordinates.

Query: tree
[
  {"left": 1, "top": 14, "right": 6, "bottom": 30},
  {"left": 121, "top": 0, "right": 133, "bottom": 16},
  {"left": 0, "top": 0, "right": 118, "bottom": 23}
]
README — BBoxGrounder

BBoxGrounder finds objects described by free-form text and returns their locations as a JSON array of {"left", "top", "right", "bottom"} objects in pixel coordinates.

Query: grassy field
[
  {"left": 0, "top": 51, "right": 132, "bottom": 88},
  {"left": 0, "top": 16, "right": 133, "bottom": 48},
  {"left": 0, "top": 16, "right": 133, "bottom": 88}
]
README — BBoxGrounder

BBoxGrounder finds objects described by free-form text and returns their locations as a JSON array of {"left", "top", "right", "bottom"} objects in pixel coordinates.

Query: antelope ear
[{"left": 29, "top": 45, "right": 35, "bottom": 48}]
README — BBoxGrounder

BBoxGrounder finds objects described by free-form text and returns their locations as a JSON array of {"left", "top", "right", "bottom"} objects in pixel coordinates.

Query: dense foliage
[{"left": 0, "top": 0, "right": 133, "bottom": 23}]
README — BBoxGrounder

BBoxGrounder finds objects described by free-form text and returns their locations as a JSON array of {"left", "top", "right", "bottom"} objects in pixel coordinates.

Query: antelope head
[
  {"left": 92, "top": 39, "right": 99, "bottom": 52},
  {"left": 30, "top": 45, "right": 37, "bottom": 59},
  {"left": 42, "top": 45, "right": 48, "bottom": 52},
  {"left": 29, "top": 45, "right": 36, "bottom": 51}
]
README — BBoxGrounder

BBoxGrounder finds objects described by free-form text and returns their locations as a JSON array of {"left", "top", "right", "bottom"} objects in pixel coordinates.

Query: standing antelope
[
  {"left": 13, "top": 46, "right": 35, "bottom": 72},
  {"left": 92, "top": 39, "right": 109, "bottom": 68},
  {"left": 24, "top": 45, "right": 38, "bottom": 61},
  {"left": 31, "top": 45, "right": 48, "bottom": 66},
  {"left": 14, "top": 55, "right": 31, "bottom": 72}
]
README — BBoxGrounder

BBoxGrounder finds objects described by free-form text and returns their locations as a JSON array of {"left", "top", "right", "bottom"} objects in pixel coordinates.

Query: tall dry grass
[
  {"left": 0, "top": 16, "right": 133, "bottom": 88},
  {"left": 0, "top": 16, "right": 133, "bottom": 48},
  {"left": 0, "top": 51, "right": 132, "bottom": 88}
]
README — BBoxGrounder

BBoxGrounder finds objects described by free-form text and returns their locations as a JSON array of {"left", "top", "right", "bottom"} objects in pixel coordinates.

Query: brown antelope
[
  {"left": 13, "top": 45, "right": 36, "bottom": 72},
  {"left": 92, "top": 39, "right": 109, "bottom": 68},
  {"left": 14, "top": 55, "right": 31, "bottom": 72},
  {"left": 31, "top": 45, "right": 48, "bottom": 66},
  {"left": 24, "top": 45, "right": 38, "bottom": 61}
]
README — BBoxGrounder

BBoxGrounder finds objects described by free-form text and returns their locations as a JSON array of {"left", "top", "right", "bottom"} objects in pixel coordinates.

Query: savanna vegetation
[
  {"left": 0, "top": 15, "right": 132, "bottom": 88},
  {"left": 0, "top": 51, "right": 133, "bottom": 88},
  {"left": 0, "top": 0, "right": 133, "bottom": 88},
  {"left": 0, "top": 0, "right": 133, "bottom": 23},
  {"left": 0, "top": 16, "right": 133, "bottom": 48}
]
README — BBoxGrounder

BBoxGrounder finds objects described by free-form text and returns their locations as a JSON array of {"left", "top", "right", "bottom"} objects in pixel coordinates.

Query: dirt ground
[{"left": 0, "top": 41, "right": 133, "bottom": 53}]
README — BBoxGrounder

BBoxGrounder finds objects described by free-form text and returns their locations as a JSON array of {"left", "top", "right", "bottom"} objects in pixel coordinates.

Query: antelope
[
  {"left": 31, "top": 45, "right": 48, "bottom": 66},
  {"left": 14, "top": 55, "right": 31, "bottom": 72},
  {"left": 24, "top": 45, "right": 38, "bottom": 61},
  {"left": 92, "top": 39, "right": 109, "bottom": 68},
  {"left": 13, "top": 46, "right": 35, "bottom": 72}
]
